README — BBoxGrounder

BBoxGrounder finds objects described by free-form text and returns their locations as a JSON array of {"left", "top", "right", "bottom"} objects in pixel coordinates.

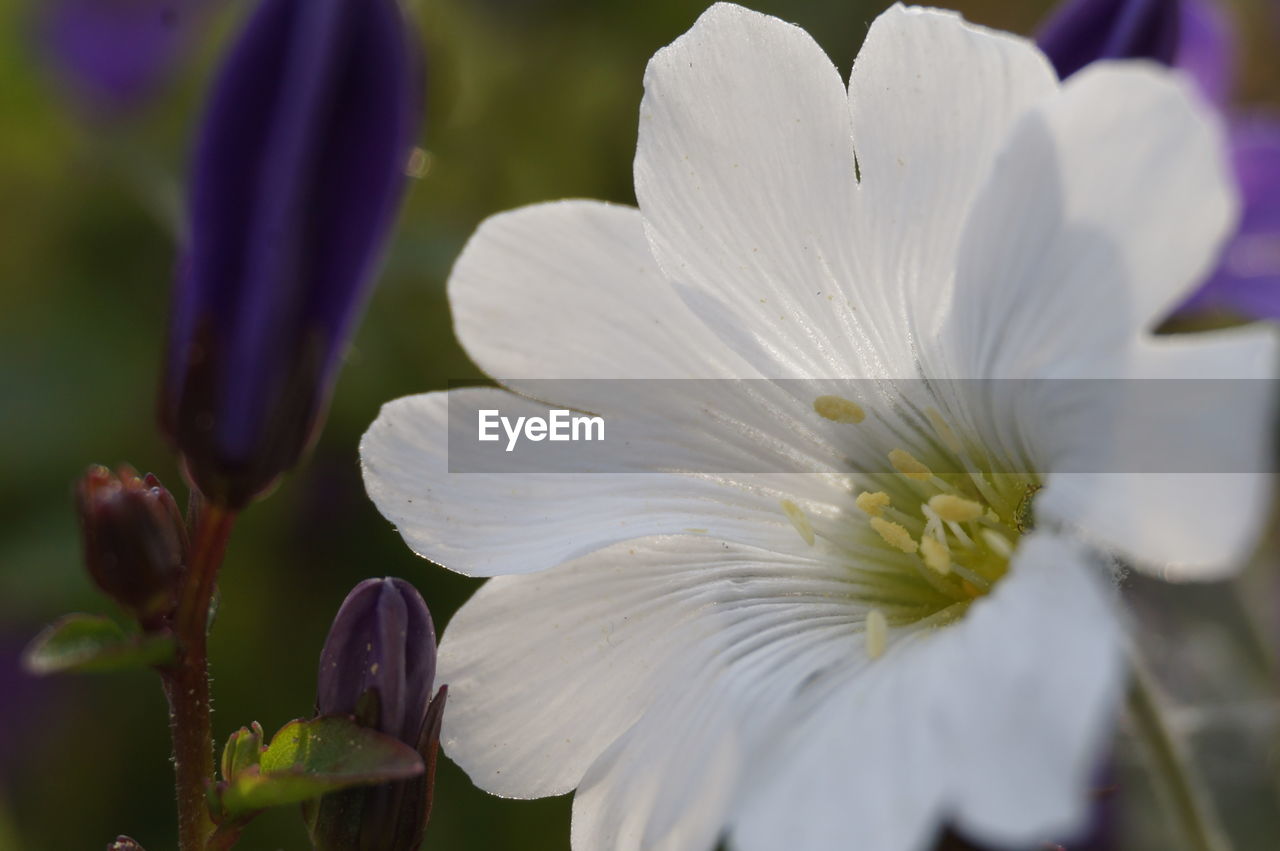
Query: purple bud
[
  {"left": 161, "top": 0, "right": 423, "bottom": 508},
  {"left": 76, "top": 465, "right": 188, "bottom": 628},
  {"left": 1037, "top": 0, "right": 1181, "bottom": 80},
  {"left": 37, "top": 0, "right": 209, "bottom": 119},
  {"left": 310, "top": 578, "right": 444, "bottom": 850}
]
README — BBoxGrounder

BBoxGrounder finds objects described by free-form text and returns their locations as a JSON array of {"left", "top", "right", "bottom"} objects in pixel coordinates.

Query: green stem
[
  {"left": 161, "top": 503, "right": 237, "bottom": 851},
  {"left": 1127, "top": 666, "right": 1229, "bottom": 851}
]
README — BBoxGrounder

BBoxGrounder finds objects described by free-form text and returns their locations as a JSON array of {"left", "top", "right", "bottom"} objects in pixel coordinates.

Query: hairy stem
[
  {"left": 1127, "top": 666, "right": 1229, "bottom": 851},
  {"left": 162, "top": 503, "right": 236, "bottom": 851}
]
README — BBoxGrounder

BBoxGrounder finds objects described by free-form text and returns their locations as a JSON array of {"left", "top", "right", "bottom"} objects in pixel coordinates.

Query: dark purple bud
[
  {"left": 37, "top": 0, "right": 209, "bottom": 119},
  {"left": 310, "top": 578, "right": 444, "bottom": 850},
  {"left": 1037, "top": 0, "right": 1181, "bottom": 80},
  {"left": 76, "top": 465, "right": 188, "bottom": 628},
  {"left": 161, "top": 0, "right": 423, "bottom": 508}
]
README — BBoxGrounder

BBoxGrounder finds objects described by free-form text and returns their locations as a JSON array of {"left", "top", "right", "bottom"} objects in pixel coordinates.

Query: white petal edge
[
  {"left": 448, "top": 200, "right": 750, "bottom": 387},
  {"left": 360, "top": 386, "right": 886, "bottom": 577},
  {"left": 1035, "top": 325, "right": 1278, "bottom": 579},
  {"left": 634, "top": 2, "right": 875, "bottom": 378},
  {"left": 847, "top": 4, "right": 1058, "bottom": 371}
]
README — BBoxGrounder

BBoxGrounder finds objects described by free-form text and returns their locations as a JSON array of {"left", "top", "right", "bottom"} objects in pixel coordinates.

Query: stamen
[
  {"left": 981, "top": 528, "right": 1014, "bottom": 559},
  {"left": 928, "top": 494, "right": 983, "bottom": 523},
  {"left": 888, "top": 449, "right": 931, "bottom": 481},
  {"left": 920, "top": 535, "right": 951, "bottom": 575},
  {"left": 945, "top": 519, "right": 975, "bottom": 548},
  {"left": 855, "top": 490, "right": 891, "bottom": 518},
  {"left": 920, "top": 504, "right": 943, "bottom": 541},
  {"left": 865, "top": 609, "right": 888, "bottom": 660},
  {"left": 814, "top": 395, "right": 866, "bottom": 424},
  {"left": 780, "top": 499, "right": 815, "bottom": 546},
  {"left": 925, "top": 407, "right": 963, "bottom": 454},
  {"left": 870, "top": 517, "right": 917, "bottom": 554}
]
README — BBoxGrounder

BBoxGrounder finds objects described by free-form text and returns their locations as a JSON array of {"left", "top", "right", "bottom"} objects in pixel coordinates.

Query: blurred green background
[{"left": 2, "top": 0, "right": 1279, "bottom": 848}]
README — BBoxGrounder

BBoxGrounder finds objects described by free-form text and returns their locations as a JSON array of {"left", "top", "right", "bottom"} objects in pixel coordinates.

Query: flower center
[{"left": 788, "top": 397, "right": 1041, "bottom": 660}]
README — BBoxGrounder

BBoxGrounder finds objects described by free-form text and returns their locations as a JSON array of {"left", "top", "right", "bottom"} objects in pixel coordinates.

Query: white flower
[{"left": 360, "top": 3, "right": 1276, "bottom": 849}]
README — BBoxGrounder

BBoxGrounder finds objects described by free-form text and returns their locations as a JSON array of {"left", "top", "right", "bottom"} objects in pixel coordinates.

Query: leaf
[
  {"left": 218, "top": 716, "right": 423, "bottom": 817},
  {"left": 21, "top": 614, "right": 175, "bottom": 675}
]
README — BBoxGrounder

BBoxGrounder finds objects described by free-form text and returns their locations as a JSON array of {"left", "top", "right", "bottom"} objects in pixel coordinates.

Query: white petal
[
  {"left": 571, "top": 670, "right": 741, "bottom": 851},
  {"left": 732, "top": 533, "right": 1126, "bottom": 851},
  {"left": 847, "top": 5, "right": 1057, "bottom": 369},
  {"left": 449, "top": 200, "right": 748, "bottom": 385},
  {"left": 436, "top": 536, "right": 861, "bottom": 812},
  {"left": 943, "top": 63, "right": 1237, "bottom": 378},
  {"left": 1035, "top": 325, "right": 1278, "bottom": 579},
  {"left": 634, "top": 3, "right": 874, "bottom": 378},
  {"left": 361, "top": 385, "right": 902, "bottom": 577}
]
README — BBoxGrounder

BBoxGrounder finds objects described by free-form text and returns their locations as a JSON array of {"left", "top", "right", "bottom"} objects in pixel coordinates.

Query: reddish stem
[{"left": 161, "top": 503, "right": 236, "bottom": 851}]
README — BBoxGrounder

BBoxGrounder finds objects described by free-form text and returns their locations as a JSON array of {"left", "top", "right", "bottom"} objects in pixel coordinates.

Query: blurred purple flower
[
  {"left": 160, "top": 0, "right": 422, "bottom": 508},
  {"left": 1181, "top": 116, "right": 1280, "bottom": 316},
  {"left": 37, "top": 0, "right": 208, "bottom": 118},
  {"left": 309, "top": 578, "right": 446, "bottom": 851},
  {"left": 1038, "top": 0, "right": 1280, "bottom": 319}
]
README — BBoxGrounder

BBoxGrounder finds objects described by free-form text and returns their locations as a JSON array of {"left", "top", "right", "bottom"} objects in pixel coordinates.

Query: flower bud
[
  {"left": 220, "top": 721, "right": 265, "bottom": 781},
  {"left": 160, "top": 0, "right": 422, "bottom": 508},
  {"left": 1037, "top": 0, "right": 1181, "bottom": 81},
  {"left": 107, "top": 837, "right": 146, "bottom": 851},
  {"left": 76, "top": 465, "right": 188, "bottom": 627},
  {"left": 308, "top": 578, "right": 445, "bottom": 850}
]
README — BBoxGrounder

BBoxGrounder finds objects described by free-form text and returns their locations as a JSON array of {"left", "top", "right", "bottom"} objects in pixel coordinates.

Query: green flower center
[{"left": 784, "top": 397, "right": 1042, "bottom": 659}]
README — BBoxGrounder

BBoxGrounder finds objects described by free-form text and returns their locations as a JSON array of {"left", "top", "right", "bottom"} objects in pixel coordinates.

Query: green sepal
[
  {"left": 21, "top": 614, "right": 175, "bottom": 675},
  {"left": 216, "top": 715, "right": 423, "bottom": 818}
]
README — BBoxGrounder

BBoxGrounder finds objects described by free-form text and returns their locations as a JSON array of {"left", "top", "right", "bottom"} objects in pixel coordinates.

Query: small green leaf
[
  {"left": 21, "top": 614, "right": 175, "bottom": 675},
  {"left": 219, "top": 716, "right": 423, "bottom": 817}
]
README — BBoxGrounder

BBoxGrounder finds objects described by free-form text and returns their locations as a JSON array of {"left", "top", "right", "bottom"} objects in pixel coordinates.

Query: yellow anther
[
  {"left": 780, "top": 499, "right": 815, "bottom": 546},
  {"left": 866, "top": 609, "right": 888, "bottom": 660},
  {"left": 925, "top": 407, "right": 963, "bottom": 454},
  {"left": 920, "top": 535, "right": 951, "bottom": 575},
  {"left": 981, "top": 528, "right": 1014, "bottom": 559},
  {"left": 870, "top": 517, "right": 917, "bottom": 554},
  {"left": 855, "top": 491, "right": 891, "bottom": 518},
  {"left": 888, "top": 449, "right": 931, "bottom": 481},
  {"left": 814, "top": 395, "right": 866, "bottom": 424},
  {"left": 928, "top": 494, "right": 984, "bottom": 523}
]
